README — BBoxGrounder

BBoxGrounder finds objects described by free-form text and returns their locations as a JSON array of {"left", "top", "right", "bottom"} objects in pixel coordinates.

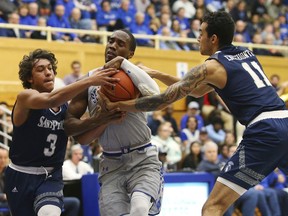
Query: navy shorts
[
  {"left": 5, "top": 166, "right": 64, "bottom": 216},
  {"left": 220, "top": 117, "right": 288, "bottom": 190}
]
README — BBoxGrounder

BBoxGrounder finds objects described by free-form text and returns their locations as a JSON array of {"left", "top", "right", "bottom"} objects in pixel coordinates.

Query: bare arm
[
  {"left": 17, "top": 68, "right": 119, "bottom": 110},
  {"left": 138, "top": 65, "right": 180, "bottom": 86},
  {"left": 100, "top": 63, "right": 209, "bottom": 112}
]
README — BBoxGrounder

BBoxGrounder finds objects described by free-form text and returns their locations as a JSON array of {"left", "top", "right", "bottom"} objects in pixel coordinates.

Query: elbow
[{"left": 74, "top": 135, "right": 93, "bottom": 145}]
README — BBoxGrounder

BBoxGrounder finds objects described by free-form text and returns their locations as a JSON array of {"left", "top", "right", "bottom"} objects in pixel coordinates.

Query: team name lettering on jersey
[
  {"left": 37, "top": 116, "right": 64, "bottom": 130},
  {"left": 224, "top": 50, "right": 254, "bottom": 61}
]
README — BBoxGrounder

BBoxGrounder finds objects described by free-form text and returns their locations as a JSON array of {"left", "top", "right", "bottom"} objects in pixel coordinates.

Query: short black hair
[
  {"left": 119, "top": 29, "right": 136, "bottom": 52},
  {"left": 19, "top": 49, "right": 58, "bottom": 89},
  {"left": 202, "top": 11, "right": 235, "bottom": 48}
]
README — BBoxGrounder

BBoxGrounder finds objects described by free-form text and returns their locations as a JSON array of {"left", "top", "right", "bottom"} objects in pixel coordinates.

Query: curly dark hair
[
  {"left": 202, "top": 11, "right": 235, "bottom": 49},
  {"left": 19, "top": 49, "right": 58, "bottom": 89}
]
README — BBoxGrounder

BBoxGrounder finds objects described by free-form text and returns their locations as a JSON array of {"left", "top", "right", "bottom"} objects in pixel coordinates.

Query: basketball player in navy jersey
[
  {"left": 4, "top": 49, "right": 122, "bottom": 216},
  {"left": 100, "top": 11, "right": 288, "bottom": 215}
]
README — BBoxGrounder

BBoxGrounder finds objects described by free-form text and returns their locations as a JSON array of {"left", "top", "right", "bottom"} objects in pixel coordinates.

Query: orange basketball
[{"left": 100, "top": 69, "right": 140, "bottom": 102}]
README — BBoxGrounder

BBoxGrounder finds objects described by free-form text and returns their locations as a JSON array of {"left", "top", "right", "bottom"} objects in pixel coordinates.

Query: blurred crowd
[{"left": 0, "top": 0, "right": 288, "bottom": 55}]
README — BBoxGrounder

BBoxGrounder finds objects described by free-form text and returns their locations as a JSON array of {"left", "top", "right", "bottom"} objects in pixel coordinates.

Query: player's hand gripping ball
[{"left": 100, "top": 69, "right": 140, "bottom": 102}]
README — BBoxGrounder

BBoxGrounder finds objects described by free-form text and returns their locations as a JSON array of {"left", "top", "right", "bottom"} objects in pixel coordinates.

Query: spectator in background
[
  {"left": 223, "top": 130, "right": 236, "bottom": 146},
  {"left": 134, "top": 0, "right": 150, "bottom": 13},
  {"left": 62, "top": 144, "right": 94, "bottom": 180},
  {"left": 69, "top": 7, "right": 97, "bottom": 43},
  {"left": 199, "top": 127, "right": 211, "bottom": 146},
  {"left": 151, "top": 121, "right": 182, "bottom": 171},
  {"left": 91, "top": 141, "right": 102, "bottom": 172},
  {"left": 181, "top": 140, "right": 202, "bottom": 171},
  {"left": 149, "top": 17, "right": 161, "bottom": 35},
  {"left": 206, "top": 116, "right": 226, "bottom": 145},
  {"left": 118, "top": 0, "right": 135, "bottom": 29},
  {"left": 0, "top": 12, "right": 26, "bottom": 38},
  {"left": 170, "top": 19, "right": 181, "bottom": 36},
  {"left": 230, "top": 0, "right": 249, "bottom": 22},
  {"left": 180, "top": 116, "right": 200, "bottom": 155},
  {"left": 73, "top": 0, "right": 96, "bottom": 19},
  {"left": 0, "top": 147, "right": 9, "bottom": 216},
  {"left": 159, "top": 26, "right": 181, "bottom": 50},
  {"left": 27, "top": 2, "right": 39, "bottom": 26},
  {"left": 174, "top": 7, "right": 190, "bottom": 32},
  {"left": 268, "top": 0, "right": 286, "bottom": 20},
  {"left": 63, "top": 60, "right": 83, "bottom": 85},
  {"left": 263, "top": 33, "right": 284, "bottom": 57},
  {"left": 147, "top": 110, "right": 164, "bottom": 136},
  {"left": 252, "top": 32, "right": 268, "bottom": 56},
  {"left": 172, "top": 0, "right": 196, "bottom": 19},
  {"left": 180, "top": 101, "right": 204, "bottom": 130},
  {"left": 218, "top": 144, "right": 230, "bottom": 163},
  {"left": 0, "top": 0, "right": 17, "bottom": 21},
  {"left": 262, "top": 168, "right": 288, "bottom": 216},
  {"left": 187, "top": 18, "right": 200, "bottom": 50},
  {"left": 30, "top": 16, "right": 57, "bottom": 40},
  {"left": 251, "top": 0, "right": 271, "bottom": 24},
  {"left": 56, "top": 0, "right": 76, "bottom": 19},
  {"left": 205, "top": 0, "right": 224, "bottom": 12},
  {"left": 18, "top": 4, "right": 30, "bottom": 25},
  {"left": 162, "top": 104, "right": 179, "bottom": 137},
  {"left": 96, "top": 0, "right": 123, "bottom": 31},
  {"left": 235, "top": 20, "right": 251, "bottom": 43},
  {"left": 47, "top": 4, "right": 79, "bottom": 41},
  {"left": 157, "top": 12, "right": 171, "bottom": 34},
  {"left": 176, "top": 30, "right": 191, "bottom": 51},
  {"left": 130, "top": 12, "right": 154, "bottom": 47},
  {"left": 38, "top": 0, "right": 52, "bottom": 18},
  {"left": 197, "top": 140, "right": 224, "bottom": 179},
  {"left": 144, "top": 4, "right": 157, "bottom": 26},
  {"left": 246, "top": 14, "right": 264, "bottom": 39}
]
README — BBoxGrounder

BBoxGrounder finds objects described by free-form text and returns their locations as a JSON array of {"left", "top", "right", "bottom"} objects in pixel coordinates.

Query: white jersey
[{"left": 87, "top": 69, "right": 152, "bottom": 152}]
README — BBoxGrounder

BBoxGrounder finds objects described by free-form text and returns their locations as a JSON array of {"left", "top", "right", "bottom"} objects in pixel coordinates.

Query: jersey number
[
  {"left": 44, "top": 134, "right": 57, "bottom": 157},
  {"left": 242, "top": 61, "right": 271, "bottom": 88}
]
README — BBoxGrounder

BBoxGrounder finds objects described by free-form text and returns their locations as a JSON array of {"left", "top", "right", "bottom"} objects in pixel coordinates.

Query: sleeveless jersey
[
  {"left": 10, "top": 103, "right": 68, "bottom": 167},
  {"left": 87, "top": 69, "right": 151, "bottom": 152},
  {"left": 208, "top": 45, "right": 286, "bottom": 126}
]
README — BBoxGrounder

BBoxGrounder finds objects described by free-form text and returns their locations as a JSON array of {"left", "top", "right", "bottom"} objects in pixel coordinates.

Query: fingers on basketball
[{"left": 100, "top": 69, "right": 140, "bottom": 102}]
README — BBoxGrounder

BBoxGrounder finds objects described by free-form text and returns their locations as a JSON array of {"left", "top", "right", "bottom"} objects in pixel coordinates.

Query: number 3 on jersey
[
  {"left": 242, "top": 61, "right": 272, "bottom": 88},
  {"left": 44, "top": 134, "right": 57, "bottom": 156}
]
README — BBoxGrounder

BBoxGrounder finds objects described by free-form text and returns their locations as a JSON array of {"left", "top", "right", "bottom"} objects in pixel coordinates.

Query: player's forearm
[
  {"left": 153, "top": 71, "right": 180, "bottom": 86},
  {"left": 64, "top": 115, "right": 104, "bottom": 137},
  {"left": 117, "top": 93, "right": 168, "bottom": 112},
  {"left": 74, "top": 124, "right": 108, "bottom": 144},
  {"left": 48, "top": 77, "right": 93, "bottom": 108}
]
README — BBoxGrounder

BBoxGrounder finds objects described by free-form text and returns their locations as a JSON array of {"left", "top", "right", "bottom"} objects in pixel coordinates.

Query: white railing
[
  {"left": 0, "top": 105, "right": 12, "bottom": 147},
  {"left": 0, "top": 23, "right": 288, "bottom": 53}
]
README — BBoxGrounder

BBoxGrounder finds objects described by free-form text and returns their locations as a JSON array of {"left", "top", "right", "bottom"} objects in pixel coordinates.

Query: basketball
[{"left": 100, "top": 69, "right": 139, "bottom": 102}]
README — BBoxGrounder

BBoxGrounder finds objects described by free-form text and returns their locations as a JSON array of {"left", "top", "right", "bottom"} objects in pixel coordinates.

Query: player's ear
[{"left": 127, "top": 51, "right": 134, "bottom": 60}]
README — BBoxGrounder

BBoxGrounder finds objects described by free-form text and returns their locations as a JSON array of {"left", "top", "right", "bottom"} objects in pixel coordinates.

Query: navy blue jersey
[
  {"left": 10, "top": 103, "right": 68, "bottom": 167},
  {"left": 208, "top": 45, "right": 286, "bottom": 126}
]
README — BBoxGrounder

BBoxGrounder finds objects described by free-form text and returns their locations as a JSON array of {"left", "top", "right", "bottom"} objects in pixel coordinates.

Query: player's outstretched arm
[
  {"left": 100, "top": 63, "right": 211, "bottom": 112},
  {"left": 138, "top": 65, "right": 180, "bottom": 86},
  {"left": 17, "top": 68, "right": 119, "bottom": 110}
]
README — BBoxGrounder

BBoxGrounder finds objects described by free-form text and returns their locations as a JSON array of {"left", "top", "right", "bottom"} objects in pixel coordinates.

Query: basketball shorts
[
  {"left": 5, "top": 166, "right": 64, "bottom": 216},
  {"left": 220, "top": 111, "right": 288, "bottom": 193},
  {"left": 98, "top": 145, "right": 163, "bottom": 216}
]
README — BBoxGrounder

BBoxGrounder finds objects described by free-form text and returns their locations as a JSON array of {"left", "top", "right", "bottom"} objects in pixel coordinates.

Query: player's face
[
  {"left": 105, "top": 31, "right": 132, "bottom": 63},
  {"left": 198, "top": 22, "right": 214, "bottom": 56},
  {"left": 28, "top": 59, "right": 55, "bottom": 93}
]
